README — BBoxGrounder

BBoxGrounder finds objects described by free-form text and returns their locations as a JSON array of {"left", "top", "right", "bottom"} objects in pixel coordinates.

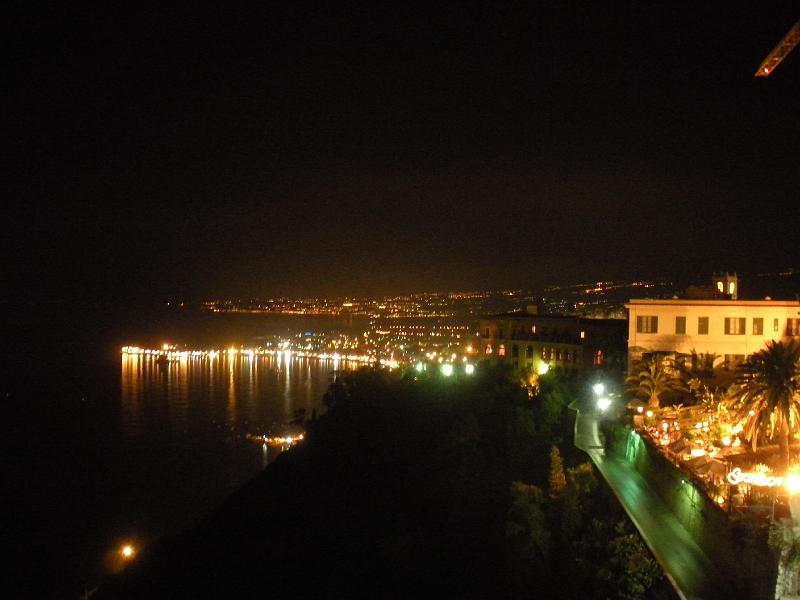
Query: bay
[{"left": 2, "top": 302, "right": 363, "bottom": 597}]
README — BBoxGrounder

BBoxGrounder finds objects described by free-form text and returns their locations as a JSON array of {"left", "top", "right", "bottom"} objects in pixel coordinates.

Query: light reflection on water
[{"left": 120, "top": 352, "right": 344, "bottom": 441}]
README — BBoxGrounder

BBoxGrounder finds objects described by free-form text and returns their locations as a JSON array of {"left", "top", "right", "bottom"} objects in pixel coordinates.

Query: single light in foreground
[
  {"left": 537, "top": 362, "right": 549, "bottom": 375},
  {"left": 120, "top": 544, "right": 135, "bottom": 559},
  {"left": 592, "top": 383, "right": 605, "bottom": 396},
  {"left": 596, "top": 397, "right": 611, "bottom": 412},
  {"left": 465, "top": 363, "right": 475, "bottom": 375},
  {"left": 441, "top": 364, "right": 454, "bottom": 377}
]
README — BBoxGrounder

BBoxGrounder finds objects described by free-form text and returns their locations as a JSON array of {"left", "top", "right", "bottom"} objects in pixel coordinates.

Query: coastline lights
[{"left": 121, "top": 346, "right": 399, "bottom": 369}]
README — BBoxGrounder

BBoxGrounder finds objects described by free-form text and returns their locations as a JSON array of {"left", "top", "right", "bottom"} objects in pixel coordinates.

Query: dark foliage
[{"left": 96, "top": 363, "right": 670, "bottom": 599}]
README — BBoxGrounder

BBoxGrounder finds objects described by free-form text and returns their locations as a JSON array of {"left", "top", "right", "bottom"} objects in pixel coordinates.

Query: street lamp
[
  {"left": 596, "top": 397, "right": 611, "bottom": 412},
  {"left": 537, "top": 362, "right": 549, "bottom": 375},
  {"left": 592, "top": 382, "right": 605, "bottom": 396}
]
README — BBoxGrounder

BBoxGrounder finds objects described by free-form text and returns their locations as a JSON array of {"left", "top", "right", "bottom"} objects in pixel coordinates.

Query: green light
[
  {"left": 441, "top": 364, "right": 454, "bottom": 377},
  {"left": 465, "top": 363, "right": 475, "bottom": 375},
  {"left": 415, "top": 362, "right": 425, "bottom": 373}
]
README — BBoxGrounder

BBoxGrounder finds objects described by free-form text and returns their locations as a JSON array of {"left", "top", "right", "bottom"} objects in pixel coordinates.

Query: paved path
[{"left": 574, "top": 409, "right": 733, "bottom": 600}]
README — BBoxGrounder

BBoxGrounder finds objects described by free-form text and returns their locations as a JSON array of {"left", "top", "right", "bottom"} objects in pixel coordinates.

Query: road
[{"left": 573, "top": 408, "right": 733, "bottom": 600}]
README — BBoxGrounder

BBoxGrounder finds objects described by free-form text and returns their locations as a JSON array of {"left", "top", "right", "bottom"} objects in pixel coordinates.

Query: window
[
  {"left": 485, "top": 344, "right": 492, "bottom": 355},
  {"left": 774, "top": 318, "right": 780, "bottom": 333},
  {"left": 594, "top": 350, "right": 603, "bottom": 366},
  {"left": 580, "top": 331, "right": 586, "bottom": 339},
  {"left": 636, "top": 316, "right": 658, "bottom": 334},
  {"left": 498, "top": 344, "right": 506, "bottom": 357},
  {"left": 788, "top": 319, "right": 800, "bottom": 336},
  {"left": 698, "top": 317, "right": 709, "bottom": 335},
  {"left": 675, "top": 316, "right": 686, "bottom": 335},
  {"left": 531, "top": 325, "right": 537, "bottom": 334},
  {"left": 752, "top": 318, "right": 764, "bottom": 336},
  {"left": 526, "top": 345, "right": 533, "bottom": 358},
  {"left": 724, "top": 317, "right": 746, "bottom": 335}
]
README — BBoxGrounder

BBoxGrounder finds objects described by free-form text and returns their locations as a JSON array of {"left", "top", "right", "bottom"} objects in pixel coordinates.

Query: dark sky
[{"left": 7, "top": 3, "right": 799, "bottom": 302}]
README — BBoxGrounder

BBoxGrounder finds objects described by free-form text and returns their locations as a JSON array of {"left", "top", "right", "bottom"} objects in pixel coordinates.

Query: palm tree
[
  {"left": 727, "top": 340, "right": 800, "bottom": 472},
  {"left": 626, "top": 357, "right": 687, "bottom": 408}
]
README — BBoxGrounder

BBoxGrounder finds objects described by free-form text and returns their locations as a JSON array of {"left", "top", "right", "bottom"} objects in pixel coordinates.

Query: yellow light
[
  {"left": 121, "top": 544, "right": 135, "bottom": 559},
  {"left": 637, "top": 406, "right": 643, "bottom": 414},
  {"left": 646, "top": 410, "right": 654, "bottom": 418},
  {"left": 721, "top": 436, "right": 731, "bottom": 446}
]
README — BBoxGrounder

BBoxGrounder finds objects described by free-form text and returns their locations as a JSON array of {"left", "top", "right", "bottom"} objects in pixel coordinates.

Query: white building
[{"left": 626, "top": 299, "right": 800, "bottom": 368}]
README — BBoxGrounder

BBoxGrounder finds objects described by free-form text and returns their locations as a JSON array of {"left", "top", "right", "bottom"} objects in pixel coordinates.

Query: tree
[
  {"left": 727, "top": 339, "right": 800, "bottom": 472},
  {"left": 506, "top": 482, "right": 551, "bottom": 563},
  {"left": 625, "top": 358, "right": 687, "bottom": 408},
  {"left": 548, "top": 446, "right": 566, "bottom": 500}
]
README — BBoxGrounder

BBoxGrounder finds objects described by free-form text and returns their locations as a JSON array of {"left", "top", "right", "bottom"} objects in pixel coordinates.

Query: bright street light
[
  {"left": 537, "top": 362, "right": 549, "bottom": 375},
  {"left": 592, "top": 382, "right": 605, "bottom": 396},
  {"left": 596, "top": 397, "right": 611, "bottom": 412},
  {"left": 441, "top": 364, "right": 454, "bottom": 377},
  {"left": 464, "top": 363, "right": 475, "bottom": 375}
]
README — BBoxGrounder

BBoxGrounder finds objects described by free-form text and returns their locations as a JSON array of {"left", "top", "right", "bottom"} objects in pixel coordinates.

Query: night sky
[{"left": 7, "top": 3, "right": 799, "bottom": 303}]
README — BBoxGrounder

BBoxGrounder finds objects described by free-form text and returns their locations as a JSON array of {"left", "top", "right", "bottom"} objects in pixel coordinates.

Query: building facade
[
  {"left": 468, "top": 314, "right": 627, "bottom": 372},
  {"left": 626, "top": 299, "right": 800, "bottom": 368}
]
